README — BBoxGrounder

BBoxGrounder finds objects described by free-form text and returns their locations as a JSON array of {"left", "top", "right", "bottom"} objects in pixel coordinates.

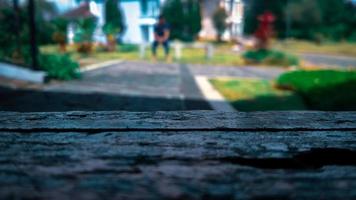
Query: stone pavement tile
[
  {"left": 45, "top": 61, "right": 182, "bottom": 98},
  {"left": 2, "top": 61, "right": 290, "bottom": 112},
  {"left": 188, "top": 64, "right": 286, "bottom": 79},
  {"left": 1, "top": 61, "right": 212, "bottom": 111},
  {"left": 301, "top": 53, "right": 356, "bottom": 68}
]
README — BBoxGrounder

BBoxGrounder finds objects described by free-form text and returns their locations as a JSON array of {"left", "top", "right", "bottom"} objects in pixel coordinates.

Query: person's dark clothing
[
  {"left": 152, "top": 23, "right": 170, "bottom": 56},
  {"left": 154, "top": 23, "right": 170, "bottom": 37},
  {"left": 152, "top": 40, "right": 169, "bottom": 55}
]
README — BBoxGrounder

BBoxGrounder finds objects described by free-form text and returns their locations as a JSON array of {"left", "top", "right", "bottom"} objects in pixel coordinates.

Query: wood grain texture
[
  {"left": 0, "top": 111, "right": 355, "bottom": 131},
  {"left": 0, "top": 111, "right": 355, "bottom": 199}
]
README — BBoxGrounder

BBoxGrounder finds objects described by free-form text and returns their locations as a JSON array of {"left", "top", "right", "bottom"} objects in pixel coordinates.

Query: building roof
[{"left": 61, "top": 3, "right": 96, "bottom": 19}]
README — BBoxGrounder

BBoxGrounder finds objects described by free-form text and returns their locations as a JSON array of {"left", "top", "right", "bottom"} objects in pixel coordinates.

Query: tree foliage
[
  {"left": 74, "top": 17, "right": 98, "bottom": 53},
  {"left": 212, "top": 7, "right": 228, "bottom": 41},
  {"left": 186, "top": 0, "right": 202, "bottom": 38},
  {"left": 0, "top": 0, "right": 59, "bottom": 64},
  {"left": 244, "top": 0, "right": 356, "bottom": 41},
  {"left": 33, "top": 0, "right": 59, "bottom": 45},
  {"left": 0, "top": 2, "right": 29, "bottom": 63},
  {"left": 162, "top": 0, "right": 202, "bottom": 41},
  {"left": 103, "top": 0, "right": 125, "bottom": 36},
  {"left": 74, "top": 17, "right": 98, "bottom": 43}
]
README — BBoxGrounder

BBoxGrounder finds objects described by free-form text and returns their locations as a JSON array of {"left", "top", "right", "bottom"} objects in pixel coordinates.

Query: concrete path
[
  {"left": 1, "top": 61, "right": 287, "bottom": 112},
  {"left": 300, "top": 53, "right": 356, "bottom": 68},
  {"left": 188, "top": 64, "right": 287, "bottom": 112},
  {"left": 195, "top": 76, "right": 236, "bottom": 112},
  {"left": 46, "top": 61, "right": 183, "bottom": 99},
  {"left": 188, "top": 64, "right": 286, "bottom": 79},
  {"left": 0, "top": 61, "right": 210, "bottom": 112}
]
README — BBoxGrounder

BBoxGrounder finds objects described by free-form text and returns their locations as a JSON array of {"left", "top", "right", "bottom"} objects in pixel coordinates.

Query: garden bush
[
  {"left": 74, "top": 17, "right": 98, "bottom": 54},
  {"left": 276, "top": 70, "right": 356, "bottom": 111},
  {"left": 243, "top": 49, "right": 299, "bottom": 66},
  {"left": 39, "top": 53, "right": 80, "bottom": 80}
]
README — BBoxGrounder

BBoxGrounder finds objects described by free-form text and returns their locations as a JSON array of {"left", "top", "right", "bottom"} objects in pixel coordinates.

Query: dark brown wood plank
[
  {"left": 0, "top": 130, "right": 355, "bottom": 199},
  {"left": 0, "top": 111, "right": 355, "bottom": 131},
  {"left": 1, "top": 111, "right": 356, "bottom": 199}
]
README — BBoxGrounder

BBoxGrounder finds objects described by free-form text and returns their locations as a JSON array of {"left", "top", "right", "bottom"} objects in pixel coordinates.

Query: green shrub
[
  {"left": 119, "top": 44, "right": 138, "bottom": 52},
  {"left": 74, "top": 17, "right": 97, "bottom": 43},
  {"left": 74, "top": 17, "right": 98, "bottom": 54},
  {"left": 52, "top": 18, "right": 68, "bottom": 43},
  {"left": 39, "top": 53, "right": 80, "bottom": 80},
  {"left": 276, "top": 70, "right": 356, "bottom": 110},
  {"left": 243, "top": 49, "right": 299, "bottom": 66}
]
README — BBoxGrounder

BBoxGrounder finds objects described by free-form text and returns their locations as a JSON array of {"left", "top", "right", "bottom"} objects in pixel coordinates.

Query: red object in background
[
  {"left": 258, "top": 11, "right": 276, "bottom": 24},
  {"left": 255, "top": 11, "right": 276, "bottom": 48}
]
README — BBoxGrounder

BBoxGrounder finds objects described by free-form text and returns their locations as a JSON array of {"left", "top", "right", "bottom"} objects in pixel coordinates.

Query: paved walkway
[
  {"left": 188, "top": 64, "right": 285, "bottom": 79},
  {"left": 43, "top": 61, "right": 287, "bottom": 111},
  {"left": 0, "top": 61, "right": 286, "bottom": 112},
  {"left": 46, "top": 61, "right": 182, "bottom": 99},
  {"left": 301, "top": 53, "right": 356, "bottom": 68},
  {"left": 0, "top": 61, "right": 205, "bottom": 111}
]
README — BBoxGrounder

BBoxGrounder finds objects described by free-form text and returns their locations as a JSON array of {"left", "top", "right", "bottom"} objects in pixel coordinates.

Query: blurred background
[{"left": 0, "top": 0, "right": 355, "bottom": 112}]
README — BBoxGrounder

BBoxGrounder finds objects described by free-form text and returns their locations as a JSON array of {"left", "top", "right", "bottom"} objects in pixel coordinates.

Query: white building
[
  {"left": 120, "top": 0, "right": 163, "bottom": 43},
  {"left": 59, "top": 0, "right": 163, "bottom": 44},
  {"left": 57, "top": 0, "right": 243, "bottom": 44},
  {"left": 200, "top": 0, "right": 244, "bottom": 41},
  {"left": 124, "top": 0, "right": 245, "bottom": 42}
]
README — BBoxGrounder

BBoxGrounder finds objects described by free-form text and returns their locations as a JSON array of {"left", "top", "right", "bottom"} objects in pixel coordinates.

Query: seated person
[{"left": 152, "top": 15, "right": 170, "bottom": 61}]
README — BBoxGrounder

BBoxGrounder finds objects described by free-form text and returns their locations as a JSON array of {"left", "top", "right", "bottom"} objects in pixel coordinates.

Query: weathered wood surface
[
  {"left": 1, "top": 111, "right": 355, "bottom": 131},
  {"left": 0, "top": 111, "right": 356, "bottom": 200}
]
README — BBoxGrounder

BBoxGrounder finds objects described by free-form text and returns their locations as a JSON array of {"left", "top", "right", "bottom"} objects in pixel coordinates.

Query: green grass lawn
[
  {"left": 41, "top": 43, "right": 246, "bottom": 67},
  {"left": 41, "top": 40, "right": 356, "bottom": 68},
  {"left": 273, "top": 39, "right": 356, "bottom": 57},
  {"left": 40, "top": 45, "right": 140, "bottom": 67},
  {"left": 277, "top": 70, "right": 356, "bottom": 111},
  {"left": 180, "top": 47, "right": 245, "bottom": 66},
  {"left": 210, "top": 78, "right": 306, "bottom": 111},
  {"left": 211, "top": 70, "right": 356, "bottom": 112}
]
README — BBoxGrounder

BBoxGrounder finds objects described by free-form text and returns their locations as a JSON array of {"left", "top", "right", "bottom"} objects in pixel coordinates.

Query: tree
[
  {"left": 186, "top": 0, "right": 202, "bottom": 40},
  {"left": 52, "top": 18, "right": 69, "bottom": 52},
  {"left": 316, "top": 0, "right": 356, "bottom": 41},
  {"left": 0, "top": 1, "right": 27, "bottom": 63},
  {"left": 286, "top": 0, "right": 323, "bottom": 40},
  {"left": 244, "top": 0, "right": 356, "bottom": 41},
  {"left": 74, "top": 17, "right": 98, "bottom": 54},
  {"left": 162, "top": 0, "right": 202, "bottom": 41},
  {"left": 162, "top": 0, "right": 184, "bottom": 40},
  {"left": 212, "top": 6, "right": 228, "bottom": 42},
  {"left": 103, "top": 0, "right": 125, "bottom": 51},
  {"left": 34, "top": 0, "right": 59, "bottom": 45}
]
